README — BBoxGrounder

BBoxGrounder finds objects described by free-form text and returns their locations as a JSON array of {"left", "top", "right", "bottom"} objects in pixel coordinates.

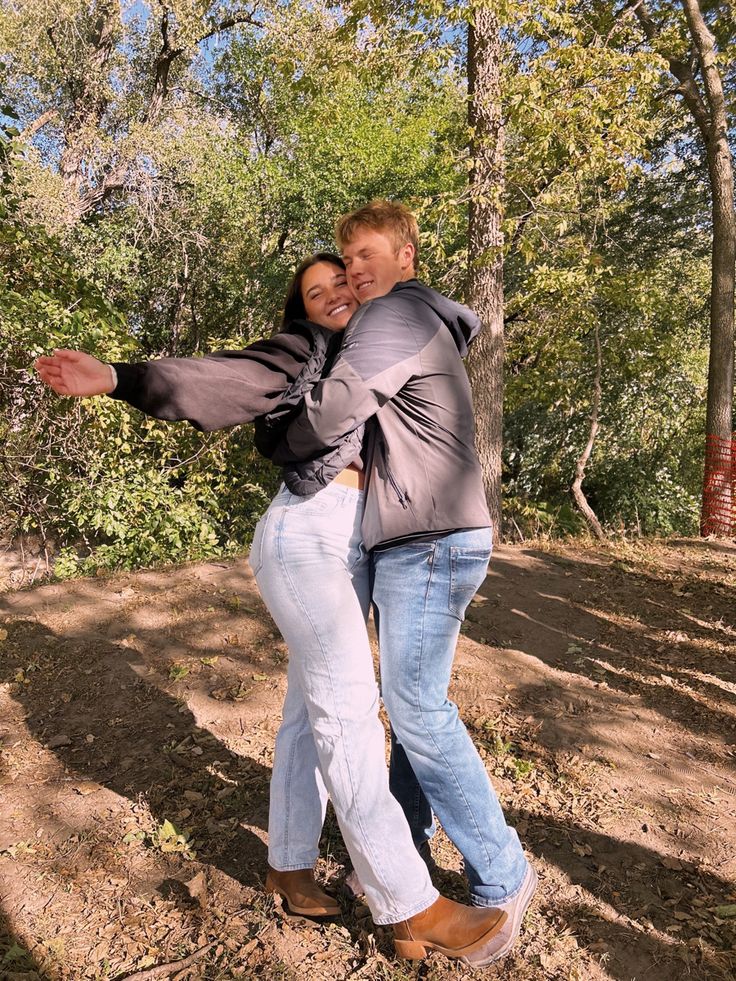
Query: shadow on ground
[{"left": 0, "top": 543, "right": 734, "bottom": 979}]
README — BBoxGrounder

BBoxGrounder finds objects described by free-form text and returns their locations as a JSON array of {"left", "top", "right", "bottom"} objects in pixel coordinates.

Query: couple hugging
[{"left": 36, "top": 199, "right": 537, "bottom": 966}]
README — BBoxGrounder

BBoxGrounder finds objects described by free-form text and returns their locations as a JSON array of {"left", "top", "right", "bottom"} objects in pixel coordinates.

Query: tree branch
[
  {"left": 117, "top": 943, "right": 214, "bottom": 981},
  {"left": 571, "top": 323, "right": 606, "bottom": 540},
  {"left": 46, "top": 25, "right": 61, "bottom": 59},
  {"left": 143, "top": 7, "right": 262, "bottom": 126},
  {"left": 143, "top": 9, "right": 180, "bottom": 125},
  {"left": 198, "top": 10, "right": 264, "bottom": 44},
  {"left": 76, "top": 162, "right": 128, "bottom": 217},
  {"left": 680, "top": 0, "right": 728, "bottom": 138},
  {"left": 624, "top": 0, "right": 711, "bottom": 136},
  {"left": 20, "top": 109, "right": 59, "bottom": 140}
]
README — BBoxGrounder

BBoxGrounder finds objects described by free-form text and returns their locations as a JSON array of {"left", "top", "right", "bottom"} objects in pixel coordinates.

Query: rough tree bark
[
  {"left": 571, "top": 325, "right": 606, "bottom": 539},
  {"left": 629, "top": 0, "right": 735, "bottom": 536},
  {"left": 466, "top": 2, "right": 505, "bottom": 537}
]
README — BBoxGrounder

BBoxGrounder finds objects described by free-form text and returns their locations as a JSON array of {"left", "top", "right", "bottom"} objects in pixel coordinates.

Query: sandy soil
[{"left": 0, "top": 537, "right": 734, "bottom": 980}]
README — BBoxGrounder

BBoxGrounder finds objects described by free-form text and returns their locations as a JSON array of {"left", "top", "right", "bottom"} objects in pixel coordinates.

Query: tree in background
[
  {"left": 467, "top": 1, "right": 505, "bottom": 533},
  {"left": 351, "top": 1, "right": 681, "bottom": 537},
  {"left": 0, "top": 1, "right": 467, "bottom": 572},
  {"left": 477, "top": 0, "right": 669, "bottom": 536},
  {"left": 621, "top": 0, "right": 735, "bottom": 537},
  {"left": 6, "top": 1, "right": 265, "bottom": 221},
  {"left": 0, "top": 0, "right": 722, "bottom": 572}
]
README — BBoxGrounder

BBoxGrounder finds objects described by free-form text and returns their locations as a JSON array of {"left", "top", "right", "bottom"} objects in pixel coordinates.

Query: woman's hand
[{"left": 35, "top": 349, "right": 116, "bottom": 397}]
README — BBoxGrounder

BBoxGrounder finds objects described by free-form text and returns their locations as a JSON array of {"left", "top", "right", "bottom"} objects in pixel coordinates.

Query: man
[{"left": 286, "top": 199, "right": 537, "bottom": 967}]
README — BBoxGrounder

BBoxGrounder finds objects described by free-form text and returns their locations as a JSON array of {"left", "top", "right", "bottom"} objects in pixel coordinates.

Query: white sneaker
[{"left": 461, "top": 864, "right": 538, "bottom": 967}]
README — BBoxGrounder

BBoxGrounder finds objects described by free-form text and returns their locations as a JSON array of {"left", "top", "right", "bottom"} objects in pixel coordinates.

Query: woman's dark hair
[{"left": 282, "top": 252, "right": 346, "bottom": 327}]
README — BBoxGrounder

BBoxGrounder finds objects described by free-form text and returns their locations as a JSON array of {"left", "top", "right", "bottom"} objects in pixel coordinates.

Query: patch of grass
[{"left": 169, "top": 662, "right": 190, "bottom": 681}]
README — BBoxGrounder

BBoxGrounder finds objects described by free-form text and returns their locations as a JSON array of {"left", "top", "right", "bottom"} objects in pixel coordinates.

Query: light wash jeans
[
  {"left": 249, "top": 482, "right": 438, "bottom": 925},
  {"left": 372, "top": 527, "right": 530, "bottom": 907}
]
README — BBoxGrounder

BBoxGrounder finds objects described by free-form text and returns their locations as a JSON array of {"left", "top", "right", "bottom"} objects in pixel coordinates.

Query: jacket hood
[{"left": 389, "top": 280, "right": 482, "bottom": 357}]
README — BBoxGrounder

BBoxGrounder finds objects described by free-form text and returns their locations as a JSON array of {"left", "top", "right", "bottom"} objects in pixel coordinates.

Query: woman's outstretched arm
[
  {"left": 35, "top": 350, "right": 115, "bottom": 397},
  {"left": 34, "top": 329, "right": 316, "bottom": 432}
]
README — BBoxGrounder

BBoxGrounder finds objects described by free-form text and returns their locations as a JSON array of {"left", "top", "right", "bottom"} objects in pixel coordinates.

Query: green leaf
[{"left": 714, "top": 904, "right": 736, "bottom": 919}]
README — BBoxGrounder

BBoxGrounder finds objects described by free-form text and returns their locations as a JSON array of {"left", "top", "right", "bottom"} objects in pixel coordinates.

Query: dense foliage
[{"left": 0, "top": 0, "right": 725, "bottom": 573}]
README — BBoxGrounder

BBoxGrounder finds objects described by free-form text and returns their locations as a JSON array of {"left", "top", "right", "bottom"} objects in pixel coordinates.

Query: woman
[{"left": 35, "top": 254, "right": 506, "bottom": 961}]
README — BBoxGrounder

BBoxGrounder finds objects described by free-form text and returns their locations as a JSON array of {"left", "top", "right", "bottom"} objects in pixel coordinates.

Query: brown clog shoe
[
  {"left": 265, "top": 866, "right": 341, "bottom": 918},
  {"left": 392, "top": 895, "right": 507, "bottom": 960}
]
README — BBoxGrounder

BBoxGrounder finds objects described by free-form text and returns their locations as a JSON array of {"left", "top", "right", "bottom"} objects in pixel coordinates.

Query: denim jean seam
[
  {"left": 251, "top": 506, "right": 275, "bottom": 579},
  {"left": 269, "top": 690, "right": 322, "bottom": 870},
  {"left": 269, "top": 507, "right": 295, "bottom": 866},
  {"left": 411, "top": 548, "right": 434, "bottom": 834},
  {"left": 411, "top": 785, "right": 422, "bottom": 830},
  {"left": 402, "top": 537, "right": 499, "bottom": 879},
  {"left": 276, "top": 526, "right": 403, "bottom": 915},
  {"left": 279, "top": 706, "right": 301, "bottom": 862},
  {"left": 404, "top": 539, "right": 435, "bottom": 835},
  {"left": 448, "top": 545, "right": 491, "bottom": 620},
  {"left": 378, "top": 546, "right": 432, "bottom": 847}
]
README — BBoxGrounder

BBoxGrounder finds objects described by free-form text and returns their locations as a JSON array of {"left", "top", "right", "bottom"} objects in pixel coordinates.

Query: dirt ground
[{"left": 0, "top": 537, "right": 735, "bottom": 981}]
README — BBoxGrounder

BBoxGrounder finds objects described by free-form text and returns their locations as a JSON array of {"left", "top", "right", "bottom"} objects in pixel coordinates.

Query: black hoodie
[{"left": 108, "top": 320, "right": 361, "bottom": 490}]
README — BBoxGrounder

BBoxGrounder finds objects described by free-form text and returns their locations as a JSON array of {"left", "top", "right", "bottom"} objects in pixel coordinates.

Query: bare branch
[
  {"left": 143, "top": 9, "right": 181, "bottom": 125},
  {"left": 143, "top": 7, "right": 262, "bottom": 126},
  {"left": 571, "top": 324, "right": 606, "bottom": 540},
  {"left": 198, "top": 9, "right": 264, "bottom": 44},
  {"left": 20, "top": 110, "right": 59, "bottom": 140},
  {"left": 45, "top": 25, "right": 61, "bottom": 59},
  {"left": 75, "top": 163, "right": 128, "bottom": 217},
  {"left": 116, "top": 943, "right": 214, "bottom": 981}
]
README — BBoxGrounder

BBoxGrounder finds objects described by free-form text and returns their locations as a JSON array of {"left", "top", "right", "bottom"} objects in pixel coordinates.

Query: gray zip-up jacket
[{"left": 286, "top": 280, "right": 491, "bottom": 550}]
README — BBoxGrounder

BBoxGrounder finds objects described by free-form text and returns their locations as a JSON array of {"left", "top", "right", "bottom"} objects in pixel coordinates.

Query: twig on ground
[{"left": 116, "top": 942, "right": 214, "bottom": 981}]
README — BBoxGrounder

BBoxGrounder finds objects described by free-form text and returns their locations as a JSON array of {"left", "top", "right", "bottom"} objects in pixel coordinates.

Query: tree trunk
[
  {"left": 679, "top": 0, "right": 736, "bottom": 535},
  {"left": 571, "top": 325, "right": 606, "bottom": 539},
  {"left": 466, "top": 4, "right": 505, "bottom": 537},
  {"left": 630, "top": 0, "right": 735, "bottom": 535}
]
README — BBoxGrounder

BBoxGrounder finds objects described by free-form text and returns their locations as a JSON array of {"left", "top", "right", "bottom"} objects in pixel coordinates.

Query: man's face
[{"left": 342, "top": 228, "right": 416, "bottom": 304}]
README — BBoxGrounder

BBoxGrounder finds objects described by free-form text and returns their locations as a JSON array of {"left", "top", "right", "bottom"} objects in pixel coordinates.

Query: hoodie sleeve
[
  {"left": 108, "top": 331, "right": 313, "bottom": 432},
  {"left": 286, "top": 298, "right": 423, "bottom": 457}
]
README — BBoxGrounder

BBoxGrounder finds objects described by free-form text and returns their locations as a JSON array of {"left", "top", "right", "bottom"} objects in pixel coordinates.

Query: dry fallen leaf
[
  {"left": 47, "top": 734, "right": 72, "bottom": 749},
  {"left": 184, "top": 871, "right": 208, "bottom": 908},
  {"left": 661, "top": 857, "right": 683, "bottom": 871},
  {"left": 74, "top": 782, "right": 99, "bottom": 797}
]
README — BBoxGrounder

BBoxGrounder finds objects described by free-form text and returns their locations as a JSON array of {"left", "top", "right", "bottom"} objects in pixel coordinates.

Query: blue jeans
[
  {"left": 250, "top": 483, "right": 438, "bottom": 924},
  {"left": 372, "top": 527, "right": 529, "bottom": 906}
]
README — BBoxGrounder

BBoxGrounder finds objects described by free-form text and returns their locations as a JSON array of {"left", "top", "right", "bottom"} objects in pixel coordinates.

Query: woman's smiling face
[{"left": 301, "top": 261, "right": 358, "bottom": 331}]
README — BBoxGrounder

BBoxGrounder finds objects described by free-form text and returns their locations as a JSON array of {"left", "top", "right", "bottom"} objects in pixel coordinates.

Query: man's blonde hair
[{"left": 335, "top": 199, "right": 419, "bottom": 270}]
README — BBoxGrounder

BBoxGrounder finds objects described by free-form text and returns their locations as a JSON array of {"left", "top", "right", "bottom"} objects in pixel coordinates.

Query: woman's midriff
[{"left": 333, "top": 463, "right": 365, "bottom": 490}]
